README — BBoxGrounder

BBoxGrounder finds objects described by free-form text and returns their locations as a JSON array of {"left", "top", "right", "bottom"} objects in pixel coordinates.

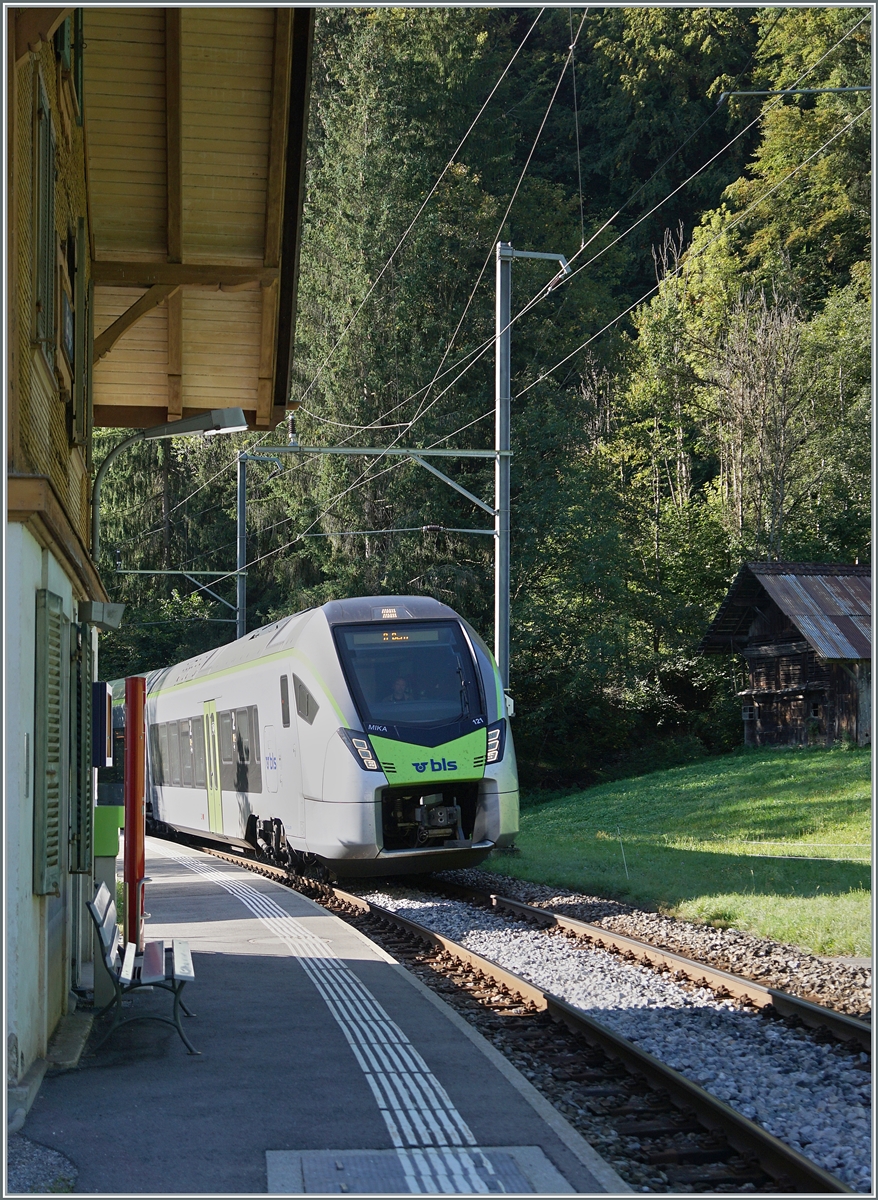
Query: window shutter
[
  {"left": 54, "top": 18, "right": 71, "bottom": 71},
  {"left": 34, "top": 591, "right": 69, "bottom": 895},
  {"left": 69, "top": 624, "right": 93, "bottom": 873},
  {"left": 35, "top": 81, "right": 56, "bottom": 367},
  {"left": 85, "top": 277, "right": 94, "bottom": 468},
  {"left": 73, "top": 218, "right": 87, "bottom": 445}
]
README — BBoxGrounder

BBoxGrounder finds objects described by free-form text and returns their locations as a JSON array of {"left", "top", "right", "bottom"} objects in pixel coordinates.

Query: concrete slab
[
  {"left": 266, "top": 1146, "right": 574, "bottom": 1193},
  {"left": 21, "top": 840, "right": 628, "bottom": 1194}
]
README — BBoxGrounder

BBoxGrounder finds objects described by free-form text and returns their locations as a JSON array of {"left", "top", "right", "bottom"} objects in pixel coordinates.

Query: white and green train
[{"left": 143, "top": 596, "right": 519, "bottom": 876}]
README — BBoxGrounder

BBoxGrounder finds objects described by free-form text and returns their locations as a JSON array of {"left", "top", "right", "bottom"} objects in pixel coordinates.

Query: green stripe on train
[{"left": 370, "top": 728, "right": 488, "bottom": 787}]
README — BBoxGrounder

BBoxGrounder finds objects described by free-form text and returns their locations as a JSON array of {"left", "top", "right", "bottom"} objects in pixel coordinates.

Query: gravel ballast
[
  {"left": 443, "top": 867, "right": 872, "bottom": 1018},
  {"left": 361, "top": 886, "right": 872, "bottom": 1193},
  {"left": 6, "top": 1134, "right": 77, "bottom": 1194}
]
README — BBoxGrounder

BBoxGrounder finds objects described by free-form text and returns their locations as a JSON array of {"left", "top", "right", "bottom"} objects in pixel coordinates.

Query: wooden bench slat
[
  {"left": 120, "top": 941, "right": 137, "bottom": 984},
  {"left": 172, "top": 940, "right": 195, "bottom": 981},
  {"left": 140, "top": 940, "right": 166, "bottom": 984}
]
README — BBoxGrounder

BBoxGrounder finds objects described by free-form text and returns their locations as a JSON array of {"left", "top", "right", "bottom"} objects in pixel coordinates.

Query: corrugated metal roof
[
  {"left": 757, "top": 571, "right": 871, "bottom": 659},
  {"left": 700, "top": 563, "right": 871, "bottom": 659}
]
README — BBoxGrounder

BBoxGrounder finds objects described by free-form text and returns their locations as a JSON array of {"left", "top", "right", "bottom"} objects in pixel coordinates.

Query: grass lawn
[{"left": 484, "top": 745, "right": 872, "bottom": 957}]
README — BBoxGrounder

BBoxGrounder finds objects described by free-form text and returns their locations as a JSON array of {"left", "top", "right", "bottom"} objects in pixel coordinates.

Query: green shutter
[
  {"left": 73, "top": 218, "right": 87, "bottom": 445},
  {"left": 54, "top": 18, "right": 71, "bottom": 71},
  {"left": 35, "top": 81, "right": 55, "bottom": 367},
  {"left": 34, "top": 592, "right": 69, "bottom": 895},
  {"left": 85, "top": 278, "right": 94, "bottom": 470},
  {"left": 69, "top": 624, "right": 93, "bottom": 873}
]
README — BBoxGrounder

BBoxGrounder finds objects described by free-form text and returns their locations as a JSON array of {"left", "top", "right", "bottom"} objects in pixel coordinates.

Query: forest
[{"left": 96, "top": 6, "right": 871, "bottom": 787}]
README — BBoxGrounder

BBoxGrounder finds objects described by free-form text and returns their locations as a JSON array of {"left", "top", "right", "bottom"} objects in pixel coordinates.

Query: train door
[
  {"left": 203, "top": 701, "right": 223, "bottom": 833},
  {"left": 277, "top": 673, "right": 305, "bottom": 839}
]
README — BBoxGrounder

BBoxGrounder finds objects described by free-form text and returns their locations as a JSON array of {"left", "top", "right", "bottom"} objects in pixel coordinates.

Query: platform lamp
[{"left": 91, "top": 408, "right": 249, "bottom": 561}]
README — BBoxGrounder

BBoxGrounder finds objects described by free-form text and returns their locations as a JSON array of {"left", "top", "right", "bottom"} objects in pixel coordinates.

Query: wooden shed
[{"left": 700, "top": 563, "right": 871, "bottom": 747}]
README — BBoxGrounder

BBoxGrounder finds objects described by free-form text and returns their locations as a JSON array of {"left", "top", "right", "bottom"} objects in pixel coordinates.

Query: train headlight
[
  {"left": 339, "top": 728, "right": 382, "bottom": 771},
  {"left": 486, "top": 719, "right": 506, "bottom": 764}
]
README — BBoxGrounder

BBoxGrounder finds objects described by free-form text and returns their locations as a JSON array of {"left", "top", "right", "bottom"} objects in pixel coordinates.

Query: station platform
[{"left": 22, "top": 840, "right": 629, "bottom": 1195}]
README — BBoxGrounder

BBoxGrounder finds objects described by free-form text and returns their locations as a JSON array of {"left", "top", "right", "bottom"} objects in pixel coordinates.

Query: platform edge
[{"left": 390, "top": 963, "right": 633, "bottom": 1194}]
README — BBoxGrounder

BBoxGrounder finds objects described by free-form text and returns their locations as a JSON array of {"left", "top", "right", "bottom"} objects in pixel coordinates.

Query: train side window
[
  {"left": 293, "top": 674, "right": 319, "bottom": 725},
  {"left": 193, "top": 717, "right": 206, "bottom": 788},
  {"left": 149, "top": 724, "right": 163, "bottom": 785},
  {"left": 219, "top": 711, "right": 233, "bottom": 763},
  {"left": 280, "top": 675, "right": 290, "bottom": 727},
  {"left": 158, "top": 723, "right": 169, "bottom": 785},
  {"left": 250, "top": 706, "right": 260, "bottom": 761},
  {"left": 235, "top": 708, "right": 250, "bottom": 764},
  {"left": 180, "top": 718, "right": 194, "bottom": 786},
  {"left": 167, "top": 720, "right": 182, "bottom": 786}
]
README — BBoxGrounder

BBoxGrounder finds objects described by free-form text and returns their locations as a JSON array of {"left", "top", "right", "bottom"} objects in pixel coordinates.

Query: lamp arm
[{"left": 91, "top": 431, "right": 146, "bottom": 560}]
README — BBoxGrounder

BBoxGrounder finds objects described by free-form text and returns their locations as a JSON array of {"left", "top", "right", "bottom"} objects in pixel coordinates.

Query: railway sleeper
[{"left": 196, "top": 848, "right": 841, "bottom": 1194}]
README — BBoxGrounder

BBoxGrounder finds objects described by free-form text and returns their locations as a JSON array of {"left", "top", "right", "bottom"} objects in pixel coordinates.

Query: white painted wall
[{"left": 5, "top": 524, "right": 76, "bottom": 1084}]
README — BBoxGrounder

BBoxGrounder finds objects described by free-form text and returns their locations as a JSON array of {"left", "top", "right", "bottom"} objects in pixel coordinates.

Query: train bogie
[{"left": 143, "top": 596, "right": 519, "bottom": 876}]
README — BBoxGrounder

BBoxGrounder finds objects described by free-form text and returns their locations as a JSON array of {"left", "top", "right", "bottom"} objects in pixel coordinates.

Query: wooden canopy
[{"left": 84, "top": 7, "right": 313, "bottom": 429}]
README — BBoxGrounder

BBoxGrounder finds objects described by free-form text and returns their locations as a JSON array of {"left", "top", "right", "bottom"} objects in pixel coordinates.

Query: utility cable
[
  {"left": 515, "top": 104, "right": 870, "bottom": 399},
  {"left": 409, "top": 10, "right": 589, "bottom": 428},
  {"left": 295, "top": 7, "right": 546, "bottom": 411},
  {"left": 569, "top": 9, "right": 585, "bottom": 249},
  {"left": 292, "top": 6, "right": 865, "bottom": 450}
]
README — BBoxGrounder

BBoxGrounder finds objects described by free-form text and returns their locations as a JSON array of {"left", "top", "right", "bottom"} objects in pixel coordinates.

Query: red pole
[{"left": 123, "top": 676, "right": 146, "bottom": 950}]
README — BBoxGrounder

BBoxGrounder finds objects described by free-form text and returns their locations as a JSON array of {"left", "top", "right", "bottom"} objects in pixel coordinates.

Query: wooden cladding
[{"left": 84, "top": 7, "right": 304, "bottom": 426}]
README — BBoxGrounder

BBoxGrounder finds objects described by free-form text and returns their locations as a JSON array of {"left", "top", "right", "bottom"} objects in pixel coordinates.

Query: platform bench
[{"left": 86, "top": 881, "right": 198, "bottom": 1054}]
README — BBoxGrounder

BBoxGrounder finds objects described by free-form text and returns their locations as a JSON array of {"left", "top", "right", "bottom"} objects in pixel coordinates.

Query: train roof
[{"left": 145, "top": 595, "right": 459, "bottom": 693}]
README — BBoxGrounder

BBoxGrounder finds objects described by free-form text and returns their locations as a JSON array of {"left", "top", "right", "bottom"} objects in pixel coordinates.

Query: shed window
[{"left": 742, "top": 706, "right": 756, "bottom": 721}]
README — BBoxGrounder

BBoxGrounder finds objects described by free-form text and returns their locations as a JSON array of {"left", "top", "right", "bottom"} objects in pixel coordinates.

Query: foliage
[{"left": 96, "top": 8, "right": 871, "bottom": 783}]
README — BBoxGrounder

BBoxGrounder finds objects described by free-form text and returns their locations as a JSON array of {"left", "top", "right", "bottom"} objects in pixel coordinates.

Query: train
[{"left": 129, "top": 595, "right": 518, "bottom": 877}]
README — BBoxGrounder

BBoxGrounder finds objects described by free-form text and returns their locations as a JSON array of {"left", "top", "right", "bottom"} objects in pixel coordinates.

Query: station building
[{"left": 6, "top": 6, "right": 312, "bottom": 1096}]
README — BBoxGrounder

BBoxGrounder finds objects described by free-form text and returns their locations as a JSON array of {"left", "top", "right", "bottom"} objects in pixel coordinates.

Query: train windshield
[{"left": 335, "top": 621, "right": 482, "bottom": 727}]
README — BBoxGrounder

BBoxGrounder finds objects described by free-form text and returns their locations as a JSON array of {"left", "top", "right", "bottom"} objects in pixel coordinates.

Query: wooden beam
[
  {"left": 8, "top": 475, "right": 108, "bottom": 601},
  {"left": 93, "top": 284, "right": 178, "bottom": 362},
  {"left": 274, "top": 7, "right": 315, "bottom": 412},
  {"left": 165, "top": 8, "right": 183, "bottom": 262},
  {"left": 91, "top": 262, "right": 279, "bottom": 287},
  {"left": 264, "top": 9, "right": 293, "bottom": 269},
  {"left": 167, "top": 288, "right": 182, "bottom": 420},
  {"left": 256, "top": 280, "right": 279, "bottom": 426},
  {"left": 15, "top": 8, "right": 73, "bottom": 66}
]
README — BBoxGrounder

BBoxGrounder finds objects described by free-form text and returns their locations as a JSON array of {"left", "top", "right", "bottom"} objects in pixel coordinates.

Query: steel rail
[
  {"left": 192, "top": 844, "right": 853, "bottom": 1193},
  {"left": 329, "top": 885, "right": 853, "bottom": 1195},
  {"left": 482, "top": 892, "right": 871, "bottom": 1051}
]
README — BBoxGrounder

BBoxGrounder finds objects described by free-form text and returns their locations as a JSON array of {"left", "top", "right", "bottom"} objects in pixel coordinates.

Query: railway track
[
  {"left": 191, "top": 841, "right": 858, "bottom": 1193},
  {"left": 428, "top": 880, "right": 871, "bottom": 1051}
]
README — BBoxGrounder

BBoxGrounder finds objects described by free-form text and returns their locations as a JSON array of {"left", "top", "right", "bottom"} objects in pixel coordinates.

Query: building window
[
  {"left": 35, "top": 80, "right": 56, "bottom": 368},
  {"left": 742, "top": 705, "right": 756, "bottom": 721},
  {"left": 810, "top": 702, "right": 822, "bottom": 719}
]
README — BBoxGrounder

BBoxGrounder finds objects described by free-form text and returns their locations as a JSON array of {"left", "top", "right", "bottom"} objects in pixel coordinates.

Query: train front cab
[{"left": 306, "top": 599, "right": 519, "bottom": 876}]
